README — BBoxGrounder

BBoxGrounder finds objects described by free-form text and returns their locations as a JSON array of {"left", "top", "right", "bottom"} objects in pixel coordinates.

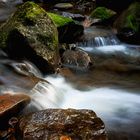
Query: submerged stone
[
  {"left": 48, "top": 12, "right": 84, "bottom": 43},
  {"left": 61, "top": 48, "right": 93, "bottom": 70},
  {"left": 0, "top": 93, "right": 30, "bottom": 129},
  {"left": 61, "top": 11, "right": 85, "bottom": 21},
  {"left": 0, "top": 2, "right": 59, "bottom": 73},
  {"left": 17, "top": 109, "right": 107, "bottom": 140}
]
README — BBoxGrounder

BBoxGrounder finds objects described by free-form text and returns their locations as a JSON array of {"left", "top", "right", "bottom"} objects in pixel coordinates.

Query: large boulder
[
  {"left": 17, "top": 109, "right": 107, "bottom": 140},
  {"left": 48, "top": 12, "right": 84, "bottom": 43},
  {"left": 114, "top": 2, "right": 140, "bottom": 44},
  {"left": 0, "top": 93, "right": 30, "bottom": 129},
  {"left": 0, "top": 2, "right": 59, "bottom": 74}
]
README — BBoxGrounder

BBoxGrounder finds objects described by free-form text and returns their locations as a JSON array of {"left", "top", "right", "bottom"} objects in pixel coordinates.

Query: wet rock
[
  {"left": 61, "top": 12, "right": 85, "bottom": 21},
  {"left": 48, "top": 12, "right": 84, "bottom": 43},
  {"left": 0, "top": 93, "right": 30, "bottom": 129},
  {"left": 61, "top": 47, "right": 93, "bottom": 69},
  {"left": 75, "top": 0, "right": 96, "bottom": 15},
  {"left": 17, "top": 109, "right": 107, "bottom": 140},
  {"left": 54, "top": 3, "right": 73, "bottom": 10},
  {"left": 0, "top": 2, "right": 59, "bottom": 74},
  {"left": 114, "top": 2, "right": 140, "bottom": 44},
  {"left": 0, "top": 59, "right": 41, "bottom": 90}
]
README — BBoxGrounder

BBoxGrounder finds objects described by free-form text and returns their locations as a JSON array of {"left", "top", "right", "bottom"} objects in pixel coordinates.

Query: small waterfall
[
  {"left": 78, "top": 34, "right": 120, "bottom": 47},
  {"left": 94, "top": 36, "right": 120, "bottom": 46},
  {"left": 77, "top": 26, "right": 120, "bottom": 48},
  {"left": 30, "top": 80, "right": 64, "bottom": 109},
  {"left": 29, "top": 76, "right": 140, "bottom": 140}
]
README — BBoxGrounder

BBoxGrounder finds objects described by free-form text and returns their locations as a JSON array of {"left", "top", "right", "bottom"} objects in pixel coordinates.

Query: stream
[
  {"left": 22, "top": 26, "right": 140, "bottom": 140},
  {"left": 0, "top": 1, "right": 140, "bottom": 140}
]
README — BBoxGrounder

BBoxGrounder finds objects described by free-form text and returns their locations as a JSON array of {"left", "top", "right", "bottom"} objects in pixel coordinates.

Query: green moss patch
[
  {"left": 90, "top": 7, "right": 116, "bottom": 20},
  {"left": 47, "top": 12, "right": 74, "bottom": 27}
]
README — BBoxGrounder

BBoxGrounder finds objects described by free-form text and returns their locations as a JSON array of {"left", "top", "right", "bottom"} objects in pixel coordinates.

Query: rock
[
  {"left": 61, "top": 12, "right": 85, "bottom": 21},
  {"left": 0, "top": 93, "right": 30, "bottom": 129},
  {"left": 48, "top": 12, "right": 84, "bottom": 43},
  {"left": 0, "top": 59, "right": 41, "bottom": 90},
  {"left": 90, "top": 7, "right": 116, "bottom": 21},
  {"left": 114, "top": 2, "right": 140, "bottom": 44},
  {"left": 75, "top": 0, "right": 96, "bottom": 15},
  {"left": 17, "top": 109, "right": 107, "bottom": 140},
  {"left": 54, "top": 3, "right": 73, "bottom": 10},
  {"left": 61, "top": 47, "right": 93, "bottom": 69},
  {"left": 0, "top": 2, "right": 59, "bottom": 74}
]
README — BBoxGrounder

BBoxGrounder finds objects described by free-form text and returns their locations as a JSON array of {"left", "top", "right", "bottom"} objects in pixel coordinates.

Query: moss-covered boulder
[
  {"left": 48, "top": 12, "right": 84, "bottom": 43},
  {"left": 114, "top": 2, "right": 140, "bottom": 44},
  {"left": 0, "top": 2, "right": 59, "bottom": 73},
  {"left": 90, "top": 7, "right": 116, "bottom": 21}
]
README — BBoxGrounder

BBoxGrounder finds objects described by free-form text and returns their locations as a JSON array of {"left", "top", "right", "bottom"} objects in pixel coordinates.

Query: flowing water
[
  {"left": 29, "top": 27, "right": 140, "bottom": 140},
  {"left": 0, "top": 0, "right": 22, "bottom": 22},
  {"left": 0, "top": 3, "right": 140, "bottom": 140}
]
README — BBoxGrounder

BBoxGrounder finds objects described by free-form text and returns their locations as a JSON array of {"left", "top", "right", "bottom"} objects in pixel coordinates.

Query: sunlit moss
[{"left": 47, "top": 12, "right": 74, "bottom": 27}]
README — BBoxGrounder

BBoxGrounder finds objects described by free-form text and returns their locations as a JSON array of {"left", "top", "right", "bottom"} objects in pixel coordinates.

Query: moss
[
  {"left": 47, "top": 12, "right": 74, "bottom": 27},
  {"left": 125, "top": 15, "right": 139, "bottom": 31},
  {"left": 0, "top": 1, "right": 59, "bottom": 66},
  {"left": 124, "top": 2, "right": 140, "bottom": 32},
  {"left": 90, "top": 7, "right": 116, "bottom": 20},
  {"left": 114, "top": 2, "right": 140, "bottom": 32},
  {"left": 14, "top": 2, "right": 48, "bottom": 23}
]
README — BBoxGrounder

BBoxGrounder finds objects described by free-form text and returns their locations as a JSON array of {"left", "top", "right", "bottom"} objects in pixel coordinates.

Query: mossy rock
[
  {"left": 114, "top": 2, "right": 140, "bottom": 32},
  {"left": 90, "top": 7, "right": 116, "bottom": 20},
  {"left": 48, "top": 12, "right": 84, "bottom": 43},
  {"left": 114, "top": 2, "right": 140, "bottom": 44},
  {"left": 0, "top": 2, "right": 59, "bottom": 73}
]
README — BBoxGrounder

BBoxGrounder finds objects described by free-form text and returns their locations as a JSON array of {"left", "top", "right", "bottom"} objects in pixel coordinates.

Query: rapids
[{"left": 29, "top": 27, "right": 140, "bottom": 140}]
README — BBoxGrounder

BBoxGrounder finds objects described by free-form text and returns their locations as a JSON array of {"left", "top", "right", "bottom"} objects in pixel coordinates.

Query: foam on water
[{"left": 30, "top": 76, "right": 140, "bottom": 139}]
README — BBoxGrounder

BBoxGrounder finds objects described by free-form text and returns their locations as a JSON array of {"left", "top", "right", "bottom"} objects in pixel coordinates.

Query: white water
[
  {"left": 30, "top": 76, "right": 140, "bottom": 139},
  {"left": 80, "top": 44, "right": 140, "bottom": 57},
  {"left": 78, "top": 26, "right": 120, "bottom": 47},
  {"left": 80, "top": 36, "right": 120, "bottom": 47}
]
